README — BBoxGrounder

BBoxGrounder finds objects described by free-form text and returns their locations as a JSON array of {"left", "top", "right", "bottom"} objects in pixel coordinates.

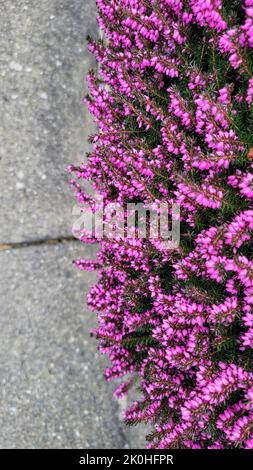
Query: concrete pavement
[{"left": 0, "top": 0, "right": 146, "bottom": 449}]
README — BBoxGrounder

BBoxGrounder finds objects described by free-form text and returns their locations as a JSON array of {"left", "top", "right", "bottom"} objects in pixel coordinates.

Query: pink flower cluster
[
  {"left": 228, "top": 167, "right": 253, "bottom": 200},
  {"left": 190, "top": 0, "right": 227, "bottom": 32},
  {"left": 70, "top": 0, "right": 253, "bottom": 448}
]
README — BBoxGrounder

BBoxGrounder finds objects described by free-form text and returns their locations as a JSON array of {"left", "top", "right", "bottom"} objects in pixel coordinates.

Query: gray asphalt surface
[
  {"left": 0, "top": 0, "right": 146, "bottom": 449},
  {"left": 0, "top": 0, "right": 97, "bottom": 242}
]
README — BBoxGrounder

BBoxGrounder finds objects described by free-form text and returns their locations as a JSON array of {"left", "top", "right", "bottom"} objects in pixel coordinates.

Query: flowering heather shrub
[{"left": 69, "top": 0, "right": 253, "bottom": 448}]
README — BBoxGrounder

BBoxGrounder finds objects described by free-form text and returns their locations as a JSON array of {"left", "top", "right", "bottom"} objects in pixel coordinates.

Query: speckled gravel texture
[
  {"left": 0, "top": 0, "right": 97, "bottom": 243},
  {"left": 0, "top": 0, "right": 146, "bottom": 449}
]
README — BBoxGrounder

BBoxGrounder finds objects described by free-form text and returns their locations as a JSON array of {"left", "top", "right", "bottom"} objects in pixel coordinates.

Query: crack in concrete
[{"left": 0, "top": 236, "right": 78, "bottom": 251}]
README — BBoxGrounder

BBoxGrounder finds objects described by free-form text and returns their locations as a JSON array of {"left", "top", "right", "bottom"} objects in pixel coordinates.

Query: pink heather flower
[
  {"left": 242, "top": 2, "right": 253, "bottom": 48},
  {"left": 70, "top": 0, "right": 253, "bottom": 450},
  {"left": 219, "top": 29, "right": 245, "bottom": 71},
  {"left": 218, "top": 86, "right": 231, "bottom": 105},
  {"left": 247, "top": 78, "right": 253, "bottom": 105},
  {"left": 168, "top": 87, "right": 192, "bottom": 128},
  {"left": 228, "top": 170, "right": 253, "bottom": 200},
  {"left": 190, "top": 0, "right": 227, "bottom": 31}
]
